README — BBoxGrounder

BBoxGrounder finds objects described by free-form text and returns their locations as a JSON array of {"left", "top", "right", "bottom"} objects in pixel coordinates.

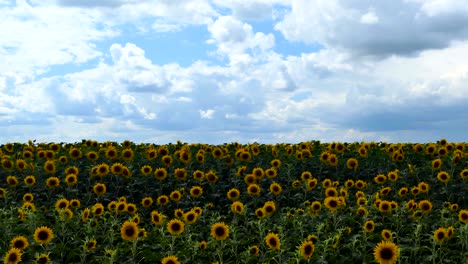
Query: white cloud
[
  {"left": 199, "top": 109, "right": 215, "bottom": 119},
  {"left": 207, "top": 16, "right": 275, "bottom": 56},
  {"left": 275, "top": 0, "right": 468, "bottom": 58},
  {"left": 360, "top": 10, "right": 379, "bottom": 24}
]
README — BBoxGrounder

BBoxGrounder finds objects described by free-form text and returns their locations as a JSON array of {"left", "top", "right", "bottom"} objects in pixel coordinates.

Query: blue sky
[{"left": 1, "top": 0, "right": 468, "bottom": 144}]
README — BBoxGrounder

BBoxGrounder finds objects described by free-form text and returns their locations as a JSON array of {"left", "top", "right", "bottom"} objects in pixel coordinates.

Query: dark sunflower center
[
  {"left": 187, "top": 214, "right": 195, "bottom": 221},
  {"left": 329, "top": 200, "right": 338, "bottom": 208},
  {"left": 379, "top": 247, "right": 394, "bottom": 260},
  {"left": 38, "top": 230, "right": 49, "bottom": 240},
  {"left": 14, "top": 240, "right": 25, "bottom": 248},
  {"left": 8, "top": 253, "right": 18, "bottom": 261},
  {"left": 172, "top": 223, "right": 181, "bottom": 231},
  {"left": 153, "top": 215, "right": 160, "bottom": 222},
  {"left": 215, "top": 227, "right": 225, "bottom": 236},
  {"left": 304, "top": 244, "right": 313, "bottom": 255},
  {"left": 437, "top": 232, "right": 444, "bottom": 240},
  {"left": 125, "top": 227, "right": 135, "bottom": 236},
  {"left": 269, "top": 238, "right": 277, "bottom": 246}
]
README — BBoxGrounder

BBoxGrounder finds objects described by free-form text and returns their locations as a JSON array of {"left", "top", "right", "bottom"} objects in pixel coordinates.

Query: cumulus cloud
[{"left": 275, "top": 0, "right": 468, "bottom": 58}]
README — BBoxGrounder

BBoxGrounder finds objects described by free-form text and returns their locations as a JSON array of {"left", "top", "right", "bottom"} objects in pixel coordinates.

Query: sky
[{"left": 1, "top": 0, "right": 468, "bottom": 144}]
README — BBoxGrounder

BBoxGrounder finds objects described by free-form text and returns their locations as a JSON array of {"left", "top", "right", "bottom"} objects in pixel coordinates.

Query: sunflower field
[{"left": 0, "top": 139, "right": 467, "bottom": 264}]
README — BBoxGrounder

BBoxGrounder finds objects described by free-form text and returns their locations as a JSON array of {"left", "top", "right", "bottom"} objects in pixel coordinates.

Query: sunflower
[
  {"left": 299, "top": 240, "right": 315, "bottom": 260},
  {"left": 126, "top": 203, "right": 137, "bottom": 215},
  {"left": 263, "top": 201, "right": 276, "bottom": 215},
  {"left": 170, "top": 190, "right": 182, "bottom": 202},
  {"left": 446, "top": 226, "right": 455, "bottom": 239},
  {"left": 24, "top": 175, "right": 36, "bottom": 187},
  {"left": 357, "top": 197, "right": 367, "bottom": 206},
  {"left": 373, "top": 240, "right": 399, "bottom": 264},
  {"left": 174, "top": 208, "right": 184, "bottom": 219},
  {"left": 84, "top": 239, "right": 97, "bottom": 250},
  {"left": 3, "top": 247, "right": 22, "bottom": 264},
  {"left": 93, "top": 183, "right": 107, "bottom": 196},
  {"left": 247, "top": 184, "right": 261, "bottom": 196},
  {"left": 179, "top": 151, "right": 191, "bottom": 163},
  {"left": 192, "top": 170, "right": 205, "bottom": 181},
  {"left": 346, "top": 158, "right": 358, "bottom": 170},
  {"left": 69, "top": 199, "right": 80, "bottom": 208},
  {"left": 378, "top": 200, "right": 392, "bottom": 214},
  {"left": 45, "top": 177, "right": 60, "bottom": 189},
  {"left": 255, "top": 208, "right": 266, "bottom": 219},
  {"left": 320, "top": 152, "right": 330, "bottom": 163},
  {"left": 121, "top": 221, "right": 139, "bottom": 241},
  {"left": 328, "top": 154, "right": 338, "bottom": 166},
  {"left": 433, "top": 227, "right": 446, "bottom": 243},
  {"left": 301, "top": 171, "right": 313, "bottom": 181},
  {"left": 344, "top": 179, "right": 354, "bottom": 189},
  {"left": 307, "top": 179, "right": 318, "bottom": 191},
  {"left": 205, "top": 170, "right": 218, "bottom": 183},
  {"left": 10, "top": 236, "right": 29, "bottom": 250},
  {"left": 157, "top": 195, "right": 170, "bottom": 206},
  {"left": 310, "top": 201, "right": 321, "bottom": 214},
  {"left": 7, "top": 176, "right": 19, "bottom": 187},
  {"left": 418, "top": 182, "right": 429, "bottom": 193},
  {"left": 291, "top": 180, "right": 302, "bottom": 189},
  {"left": 107, "top": 201, "right": 117, "bottom": 213},
  {"left": 190, "top": 186, "right": 203, "bottom": 198},
  {"left": 265, "top": 168, "right": 277, "bottom": 179},
  {"left": 356, "top": 206, "right": 368, "bottom": 217},
  {"left": 212, "top": 147, "right": 223, "bottom": 159},
  {"left": 380, "top": 187, "right": 392, "bottom": 196},
  {"left": 249, "top": 245, "right": 260, "bottom": 256},
  {"left": 211, "top": 222, "right": 229, "bottom": 240},
  {"left": 34, "top": 226, "right": 54, "bottom": 245},
  {"left": 431, "top": 158, "right": 442, "bottom": 170},
  {"left": 461, "top": 169, "right": 468, "bottom": 180},
  {"left": 93, "top": 203, "right": 105, "bottom": 217},
  {"left": 459, "top": 210, "right": 468, "bottom": 223},
  {"left": 161, "top": 255, "right": 180, "bottom": 264},
  {"left": 265, "top": 233, "right": 281, "bottom": 250},
  {"left": 151, "top": 210, "right": 165, "bottom": 225},
  {"left": 271, "top": 159, "right": 281, "bottom": 168},
  {"left": 1, "top": 158, "right": 14, "bottom": 170},
  {"left": 381, "top": 230, "right": 392, "bottom": 241},
  {"left": 166, "top": 219, "right": 185, "bottom": 236},
  {"left": 141, "top": 197, "right": 153, "bottom": 208},
  {"left": 364, "top": 220, "right": 375, "bottom": 233},
  {"left": 324, "top": 197, "right": 340, "bottom": 212},
  {"left": 418, "top": 200, "right": 433, "bottom": 214},
  {"left": 227, "top": 188, "right": 241, "bottom": 201},
  {"left": 120, "top": 148, "right": 134, "bottom": 162},
  {"left": 387, "top": 171, "right": 399, "bottom": 182},
  {"left": 116, "top": 201, "right": 127, "bottom": 213},
  {"left": 110, "top": 163, "right": 123, "bottom": 175},
  {"left": 23, "top": 193, "right": 34, "bottom": 203},
  {"left": 55, "top": 198, "right": 69, "bottom": 210},
  {"left": 35, "top": 253, "right": 50, "bottom": 264},
  {"left": 244, "top": 174, "right": 256, "bottom": 185},
  {"left": 154, "top": 167, "right": 168, "bottom": 180},
  {"left": 325, "top": 187, "right": 338, "bottom": 197},
  {"left": 68, "top": 147, "right": 82, "bottom": 160},
  {"left": 355, "top": 180, "right": 366, "bottom": 189},
  {"left": 198, "top": 240, "right": 207, "bottom": 250},
  {"left": 374, "top": 174, "right": 387, "bottom": 185},
  {"left": 437, "top": 171, "right": 450, "bottom": 183},
  {"left": 230, "top": 201, "right": 244, "bottom": 215},
  {"left": 161, "top": 155, "right": 173, "bottom": 166},
  {"left": 182, "top": 210, "right": 198, "bottom": 224},
  {"left": 450, "top": 203, "right": 459, "bottom": 212},
  {"left": 81, "top": 208, "right": 90, "bottom": 222},
  {"left": 15, "top": 159, "right": 27, "bottom": 171},
  {"left": 269, "top": 182, "right": 283, "bottom": 195},
  {"left": 173, "top": 168, "right": 187, "bottom": 181},
  {"left": 139, "top": 165, "right": 152, "bottom": 176}
]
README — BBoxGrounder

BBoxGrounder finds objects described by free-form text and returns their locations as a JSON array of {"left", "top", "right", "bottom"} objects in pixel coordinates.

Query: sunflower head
[
  {"left": 121, "top": 221, "right": 139, "bottom": 241},
  {"left": 34, "top": 226, "right": 54, "bottom": 245},
  {"left": 210, "top": 222, "right": 229, "bottom": 240},
  {"left": 299, "top": 240, "right": 315, "bottom": 260},
  {"left": 265, "top": 233, "right": 281, "bottom": 251},
  {"left": 167, "top": 219, "right": 185, "bottom": 236},
  {"left": 373, "top": 240, "right": 400, "bottom": 264}
]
